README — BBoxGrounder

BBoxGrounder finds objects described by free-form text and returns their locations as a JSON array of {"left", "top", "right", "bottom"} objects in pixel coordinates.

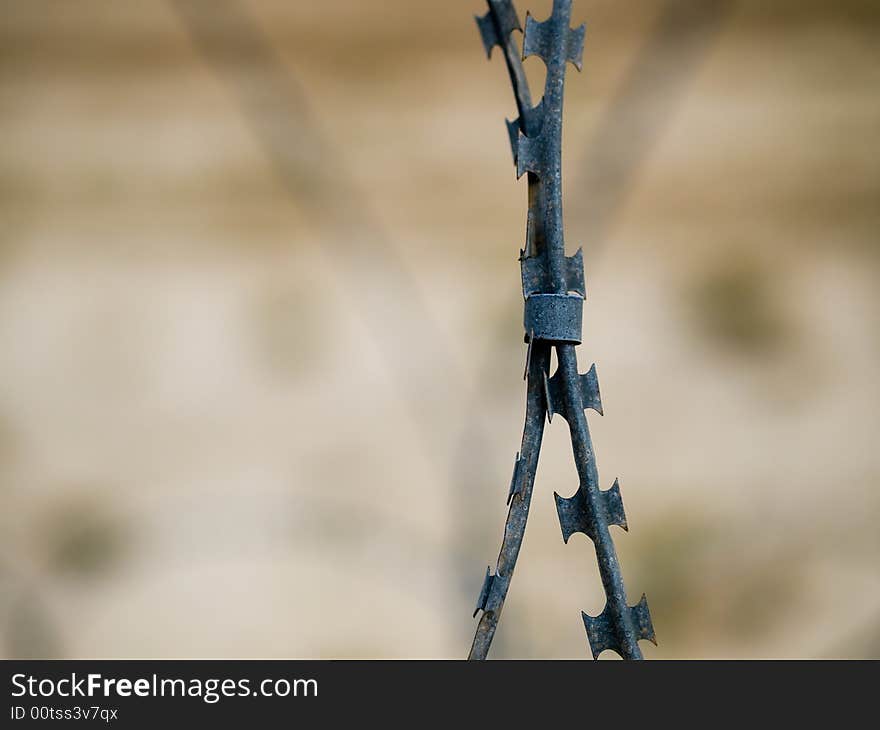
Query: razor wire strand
[{"left": 469, "top": 0, "right": 656, "bottom": 660}]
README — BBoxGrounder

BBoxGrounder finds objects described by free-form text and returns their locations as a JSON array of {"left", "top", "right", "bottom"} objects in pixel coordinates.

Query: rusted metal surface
[{"left": 469, "top": 0, "right": 656, "bottom": 660}]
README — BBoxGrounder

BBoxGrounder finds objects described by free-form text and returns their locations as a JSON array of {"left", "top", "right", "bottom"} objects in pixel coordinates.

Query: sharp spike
[
  {"left": 515, "top": 131, "right": 543, "bottom": 179},
  {"left": 554, "top": 489, "right": 590, "bottom": 543},
  {"left": 525, "top": 209, "right": 536, "bottom": 258},
  {"left": 507, "top": 452, "right": 523, "bottom": 505},
  {"left": 542, "top": 370, "right": 553, "bottom": 422},
  {"left": 544, "top": 362, "right": 601, "bottom": 423},
  {"left": 490, "top": 0, "right": 522, "bottom": 37},
  {"left": 473, "top": 567, "right": 510, "bottom": 618},
  {"left": 555, "top": 479, "right": 626, "bottom": 542},
  {"left": 474, "top": 566, "right": 493, "bottom": 617},
  {"left": 545, "top": 368, "right": 565, "bottom": 422},
  {"left": 604, "top": 479, "right": 627, "bottom": 532},
  {"left": 582, "top": 605, "right": 617, "bottom": 659},
  {"left": 523, "top": 330, "right": 533, "bottom": 380},
  {"left": 505, "top": 118, "right": 520, "bottom": 165},
  {"left": 632, "top": 594, "right": 657, "bottom": 645},
  {"left": 567, "top": 24, "right": 586, "bottom": 71},
  {"left": 582, "top": 363, "right": 603, "bottom": 415},
  {"left": 475, "top": 13, "right": 499, "bottom": 59},
  {"left": 522, "top": 9, "right": 585, "bottom": 70},
  {"left": 521, "top": 254, "right": 544, "bottom": 299},
  {"left": 476, "top": 2, "right": 523, "bottom": 59},
  {"left": 508, "top": 99, "right": 546, "bottom": 165},
  {"left": 565, "top": 248, "right": 586, "bottom": 297},
  {"left": 522, "top": 12, "right": 552, "bottom": 64}
]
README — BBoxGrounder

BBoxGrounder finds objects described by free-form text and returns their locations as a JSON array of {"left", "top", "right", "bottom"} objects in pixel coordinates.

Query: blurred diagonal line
[
  {"left": 170, "top": 0, "right": 462, "bottom": 444},
  {"left": 172, "top": 0, "right": 488, "bottom": 634},
  {"left": 571, "top": 0, "right": 733, "bottom": 253}
]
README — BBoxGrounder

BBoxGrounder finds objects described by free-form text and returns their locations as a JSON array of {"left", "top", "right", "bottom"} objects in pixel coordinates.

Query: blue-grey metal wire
[{"left": 469, "top": 0, "right": 656, "bottom": 660}]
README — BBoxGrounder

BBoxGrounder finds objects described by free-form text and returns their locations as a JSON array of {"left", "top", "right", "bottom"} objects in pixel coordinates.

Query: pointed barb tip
[
  {"left": 475, "top": 13, "right": 499, "bottom": 59},
  {"left": 568, "top": 24, "right": 586, "bottom": 71}
]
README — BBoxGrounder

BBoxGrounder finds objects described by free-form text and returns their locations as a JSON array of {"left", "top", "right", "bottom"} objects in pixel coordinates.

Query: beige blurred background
[{"left": 0, "top": 0, "right": 878, "bottom": 659}]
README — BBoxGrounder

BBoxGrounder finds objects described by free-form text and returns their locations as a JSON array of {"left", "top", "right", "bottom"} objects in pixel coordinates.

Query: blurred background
[{"left": 0, "top": 0, "right": 878, "bottom": 659}]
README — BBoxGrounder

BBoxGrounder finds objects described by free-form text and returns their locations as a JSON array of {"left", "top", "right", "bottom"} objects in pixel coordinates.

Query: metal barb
[
  {"left": 554, "top": 477, "right": 627, "bottom": 543},
  {"left": 468, "top": 0, "right": 654, "bottom": 660},
  {"left": 545, "top": 361, "right": 603, "bottom": 420},
  {"left": 476, "top": 0, "right": 522, "bottom": 58},
  {"left": 507, "top": 452, "right": 524, "bottom": 505}
]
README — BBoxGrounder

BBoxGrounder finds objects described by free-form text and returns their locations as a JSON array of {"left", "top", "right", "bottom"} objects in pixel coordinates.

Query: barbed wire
[{"left": 469, "top": 0, "right": 655, "bottom": 660}]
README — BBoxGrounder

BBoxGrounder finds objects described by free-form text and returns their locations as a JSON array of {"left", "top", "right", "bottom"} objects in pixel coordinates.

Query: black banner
[{"left": 2, "top": 660, "right": 873, "bottom": 726}]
